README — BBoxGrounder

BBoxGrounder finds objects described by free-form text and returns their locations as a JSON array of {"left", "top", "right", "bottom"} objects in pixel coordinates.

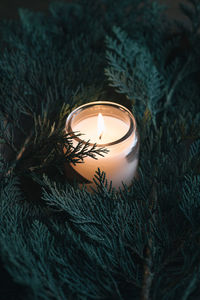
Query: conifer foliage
[{"left": 0, "top": 0, "right": 200, "bottom": 299}]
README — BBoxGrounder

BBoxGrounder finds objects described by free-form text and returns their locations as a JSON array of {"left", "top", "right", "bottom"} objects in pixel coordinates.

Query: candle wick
[{"left": 99, "top": 133, "right": 103, "bottom": 140}]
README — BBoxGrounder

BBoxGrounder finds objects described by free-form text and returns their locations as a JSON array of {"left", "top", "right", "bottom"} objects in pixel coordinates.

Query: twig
[
  {"left": 141, "top": 180, "right": 157, "bottom": 300},
  {"left": 164, "top": 56, "right": 192, "bottom": 110},
  {"left": 181, "top": 275, "right": 197, "bottom": 300},
  {"left": 6, "top": 134, "right": 32, "bottom": 176},
  {"left": 141, "top": 241, "right": 154, "bottom": 300}
]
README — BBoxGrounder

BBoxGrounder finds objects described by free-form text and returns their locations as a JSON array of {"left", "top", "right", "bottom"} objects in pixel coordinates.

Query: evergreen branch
[
  {"left": 180, "top": 0, "right": 200, "bottom": 35},
  {"left": 164, "top": 55, "right": 192, "bottom": 110},
  {"left": 0, "top": 1, "right": 200, "bottom": 299},
  {"left": 64, "top": 138, "right": 109, "bottom": 165}
]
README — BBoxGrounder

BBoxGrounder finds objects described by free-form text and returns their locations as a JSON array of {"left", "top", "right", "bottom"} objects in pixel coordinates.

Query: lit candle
[
  {"left": 65, "top": 101, "right": 139, "bottom": 191},
  {"left": 74, "top": 113, "right": 128, "bottom": 144}
]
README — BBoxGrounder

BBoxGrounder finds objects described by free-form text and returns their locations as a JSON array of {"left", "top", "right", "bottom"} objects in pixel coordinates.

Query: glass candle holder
[{"left": 65, "top": 101, "right": 139, "bottom": 191}]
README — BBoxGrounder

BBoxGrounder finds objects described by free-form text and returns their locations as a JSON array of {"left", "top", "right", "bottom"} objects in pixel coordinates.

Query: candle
[
  {"left": 73, "top": 114, "right": 128, "bottom": 144},
  {"left": 65, "top": 101, "right": 139, "bottom": 191}
]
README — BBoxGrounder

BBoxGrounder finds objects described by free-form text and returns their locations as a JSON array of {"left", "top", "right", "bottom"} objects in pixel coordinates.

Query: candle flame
[{"left": 97, "top": 113, "right": 104, "bottom": 140}]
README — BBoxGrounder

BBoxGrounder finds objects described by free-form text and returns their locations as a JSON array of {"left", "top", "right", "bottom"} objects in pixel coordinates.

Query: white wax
[
  {"left": 65, "top": 101, "right": 140, "bottom": 192},
  {"left": 73, "top": 115, "right": 128, "bottom": 144}
]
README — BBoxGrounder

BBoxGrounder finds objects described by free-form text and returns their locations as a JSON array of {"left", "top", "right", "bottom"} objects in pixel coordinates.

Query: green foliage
[
  {"left": 105, "top": 26, "right": 165, "bottom": 124},
  {"left": 0, "top": 0, "right": 200, "bottom": 299}
]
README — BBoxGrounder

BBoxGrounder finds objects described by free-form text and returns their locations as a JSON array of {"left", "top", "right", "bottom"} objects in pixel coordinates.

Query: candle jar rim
[{"left": 65, "top": 101, "right": 137, "bottom": 147}]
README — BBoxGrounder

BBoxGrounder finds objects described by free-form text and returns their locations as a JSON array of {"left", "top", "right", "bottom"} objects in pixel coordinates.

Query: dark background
[
  {"left": 0, "top": 0, "right": 188, "bottom": 21},
  {"left": 0, "top": 0, "right": 188, "bottom": 299}
]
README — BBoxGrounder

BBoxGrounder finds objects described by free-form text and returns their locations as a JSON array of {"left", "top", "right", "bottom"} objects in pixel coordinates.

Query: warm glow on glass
[
  {"left": 97, "top": 113, "right": 104, "bottom": 140},
  {"left": 65, "top": 101, "right": 140, "bottom": 191}
]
